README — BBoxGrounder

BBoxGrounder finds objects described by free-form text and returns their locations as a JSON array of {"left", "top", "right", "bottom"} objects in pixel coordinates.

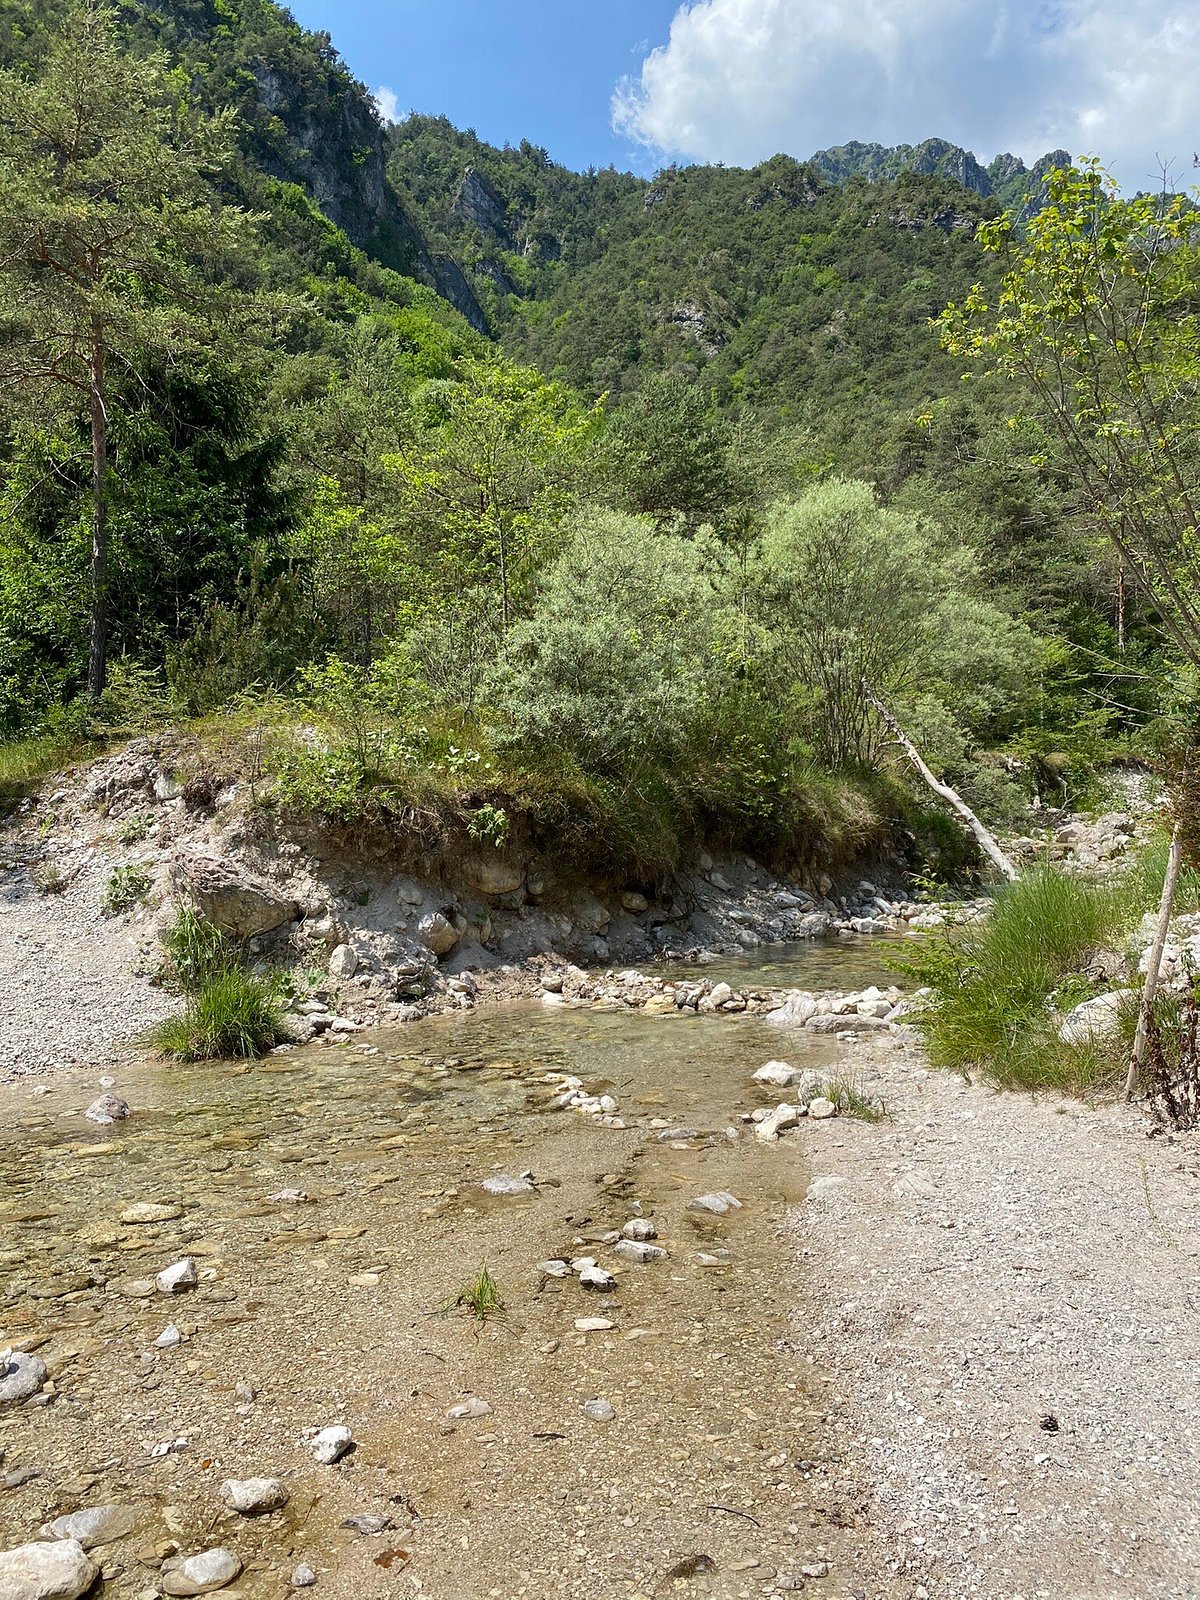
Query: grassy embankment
[{"left": 899, "top": 836, "right": 1200, "bottom": 1097}]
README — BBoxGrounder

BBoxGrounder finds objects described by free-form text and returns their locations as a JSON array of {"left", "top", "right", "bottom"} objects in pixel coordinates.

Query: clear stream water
[{"left": 0, "top": 937, "right": 906, "bottom": 1598}]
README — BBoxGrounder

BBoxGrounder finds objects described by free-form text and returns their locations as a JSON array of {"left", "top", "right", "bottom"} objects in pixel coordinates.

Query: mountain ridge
[
  {"left": 0, "top": 0, "right": 1071, "bottom": 348},
  {"left": 808, "top": 136, "right": 1071, "bottom": 215}
]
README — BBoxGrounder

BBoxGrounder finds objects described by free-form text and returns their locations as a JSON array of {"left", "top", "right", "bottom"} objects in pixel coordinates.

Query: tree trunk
[
  {"left": 1125, "top": 814, "right": 1184, "bottom": 1100},
  {"left": 86, "top": 321, "right": 108, "bottom": 702},
  {"left": 862, "top": 680, "right": 1019, "bottom": 882},
  {"left": 497, "top": 511, "right": 510, "bottom": 636},
  {"left": 1116, "top": 562, "right": 1126, "bottom": 654}
]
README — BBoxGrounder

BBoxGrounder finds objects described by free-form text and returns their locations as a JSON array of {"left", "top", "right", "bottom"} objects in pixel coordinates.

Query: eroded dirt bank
[{"left": 0, "top": 738, "right": 944, "bottom": 1082}]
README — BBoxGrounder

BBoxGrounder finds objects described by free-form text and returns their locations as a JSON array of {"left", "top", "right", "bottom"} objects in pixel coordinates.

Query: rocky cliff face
[
  {"left": 453, "top": 166, "right": 511, "bottom": 244},
  {"left": 810, "top": 136, "right": 1070, "bottom": 211},
  {"left": 124, "top": 0, "right": 488, "bottom": 318},
  {"left": 248, "top": 61, "right": 420, "bottom": 270}
]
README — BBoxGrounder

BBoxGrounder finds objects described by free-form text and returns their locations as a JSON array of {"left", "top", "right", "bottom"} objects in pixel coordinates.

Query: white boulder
[
  {"left": 1058, "top": 990, "right": 1127, "bottom": 1045},
  {"left": 0, "top": 1540, "right": 96, "bottom": 1600}
]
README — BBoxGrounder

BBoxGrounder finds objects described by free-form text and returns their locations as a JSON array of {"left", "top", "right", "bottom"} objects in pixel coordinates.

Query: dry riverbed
[{"left": 795, "top": 1030, "right": 1200, "bottom": 1600}]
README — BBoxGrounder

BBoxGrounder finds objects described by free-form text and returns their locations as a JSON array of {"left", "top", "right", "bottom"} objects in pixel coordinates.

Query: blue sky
[
  {"left": 287, "top": 0, "right": 680, "bottom": 174},
  {"left": 287, "top": 0, "right": 1199, "bottom": 189}
]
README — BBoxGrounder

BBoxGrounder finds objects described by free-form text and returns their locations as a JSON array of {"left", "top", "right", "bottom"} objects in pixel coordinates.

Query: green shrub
[
  {"left": 488, "top": 510, "right": 721, "bottom": 776},
  {"left": 151, "top": 968, "right": 283, "bottom": 1061},
  {"left": 105, "top": 864, "right": 151, "bottom": 914},
  {"left": 166, "top": 560, "right": 324, "bottom": 715}
]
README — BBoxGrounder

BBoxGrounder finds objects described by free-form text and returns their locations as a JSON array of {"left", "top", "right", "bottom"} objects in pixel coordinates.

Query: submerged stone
[
  {"left": 218, "top": 1476, "right": 288, "bottom": 1515},
  {"left": 121, "top": 1202, "right": 182, "bottom": 1225},
  {"left": 0, "top": 1539, "right": 96, "bottom": 1600},
  {"left": 311, "top": 1425, "right": 353, "bottom": 1464},
  {"left": 161, "top": 1547, "right": 242, "bottom": 1596},
  {"left": 687, "top": 1191, "right": 742, "bottom": 1215},
  {"left": 40, "top": 1505, "right": 138, "bottom": 1550},
  {"left": 479, "top": 1174, "right": 534, "bottom": 1197},
  {"left": 0, "top": 1353, "right": 46, "bottom": 1406},
  {"left": 155, "top": 1258, "right": 197, "bottom": 1294}
]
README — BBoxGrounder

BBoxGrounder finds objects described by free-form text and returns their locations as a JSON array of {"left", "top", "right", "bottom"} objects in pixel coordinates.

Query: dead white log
[
  {"left": 862, "top": 680, "right": 1019, "bottom": 882},
  {"left": 1125, "top": 814, "right": 1184, "bottom": 1100}
]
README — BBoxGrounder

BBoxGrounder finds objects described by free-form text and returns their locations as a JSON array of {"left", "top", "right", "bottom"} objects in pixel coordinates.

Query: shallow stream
[{"left": 0, "top": 939, "right": 902, "bottom": 1599}]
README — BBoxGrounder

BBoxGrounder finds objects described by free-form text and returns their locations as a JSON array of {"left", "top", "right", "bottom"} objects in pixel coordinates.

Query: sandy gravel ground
[
  {"left": 0, "top": 840, "right": 175, "bottom": 1081},
  {"left": 792, "top": 1032, "right": 1200, "bottom": 1600}
]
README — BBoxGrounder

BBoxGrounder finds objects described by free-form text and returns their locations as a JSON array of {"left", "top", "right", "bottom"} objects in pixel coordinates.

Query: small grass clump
[
  {"left": 815, "top": 1073, "right": 889, "bottom": 1122},
  {"left": 32, "top": 862, "right": 68, "bottom": 895},
  {"left": 104, "top": 863, "right": 151, "bottom": 914},
  {"left": 151, "top": 967, "right": 284, "bottom": 1062},
  {"left": 455, "top": 1265, "right": 504, "bottom": 1328},
  {"left": 898, "top": 864, "right": 1138, "bottom": 1096},
  {"left": 1127, "top": 826, "right": 1200, "bottom": 915}
]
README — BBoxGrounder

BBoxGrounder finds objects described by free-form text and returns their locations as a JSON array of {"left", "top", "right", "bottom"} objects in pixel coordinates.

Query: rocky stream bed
[
  {"left": 6, "top": 753, "right": 1200, "bottom": 1599},
  {"left": 0, "top": 951, "right": 922, "bottom": 1600},
  {"left": 6, "top": 937, "right": 1200, "bottom": 1600}
]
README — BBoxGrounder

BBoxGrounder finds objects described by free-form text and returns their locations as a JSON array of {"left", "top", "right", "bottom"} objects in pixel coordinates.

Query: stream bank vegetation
[
  {"left": 899, "top": 839, "right": 1200, "bottom": 1099},
  {"left": 938, "top": 160, "right": 1200, "bottom": 1106},
  {"left": 151, "top": 904, "right": 285, "bottom": 1061}
]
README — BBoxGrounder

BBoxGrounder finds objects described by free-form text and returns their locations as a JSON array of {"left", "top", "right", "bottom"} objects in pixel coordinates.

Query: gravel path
[
  {"left": 0, "top": 833, "right": 176, "bottom": 1080},
  {"left": 792, "top": 1031, "right": 1200, "bottom": 1600}
]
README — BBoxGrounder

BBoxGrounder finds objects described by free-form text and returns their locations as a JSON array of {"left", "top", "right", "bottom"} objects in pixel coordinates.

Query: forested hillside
[
  {"left": 387, "top": 115, "right": 1070, "bottom": 416},
  {"left": 0, "top": 0, "right": 1176, "bottom": 891}
]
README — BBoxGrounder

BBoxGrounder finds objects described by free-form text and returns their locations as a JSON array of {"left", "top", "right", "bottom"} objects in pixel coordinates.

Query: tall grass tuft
[
  {"left": 0, "top": 729, "right": 84, "bottom": 814},
  {"left": 162, "top": 904, "right": 235, "bottom": 991},
  {"left": 1125, "top": 826, "right": 1200, "bottom": 916},
  {"left": 899, "top": 865, "right": 1138, "bottom": 1095},
  {"left": 151, "top": 968, "right": 284, "bottom": 1062},
  {"left": 153, "top": 903, "right": 283, "bottom": 1061}
]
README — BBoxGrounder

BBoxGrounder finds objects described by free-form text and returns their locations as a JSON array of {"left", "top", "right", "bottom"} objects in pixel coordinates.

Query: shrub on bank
[{"left": 153, "top": 904, "right": 284, "bottom": 1062}]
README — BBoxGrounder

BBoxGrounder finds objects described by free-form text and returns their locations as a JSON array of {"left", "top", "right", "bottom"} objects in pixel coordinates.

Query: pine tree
[{"left": 0, "top": 0, "right": 251, "bottom": 697}]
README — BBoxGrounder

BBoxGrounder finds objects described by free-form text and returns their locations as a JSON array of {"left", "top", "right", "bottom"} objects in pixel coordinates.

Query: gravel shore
[
  {"left": 0, "top": 841, "right": 176, "bottom": 1081},
  {"left": 794, "top": 1032, "right": 1200, "bottom": 1600}
]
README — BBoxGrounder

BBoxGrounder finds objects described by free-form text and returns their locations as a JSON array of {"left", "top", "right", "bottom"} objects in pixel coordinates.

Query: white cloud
[
  {"left": 612, "top": 0, "right": 1200, "bottom": 188},
  {"left": 373, "top": 85, "right": 399, "bottom": 125}
]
